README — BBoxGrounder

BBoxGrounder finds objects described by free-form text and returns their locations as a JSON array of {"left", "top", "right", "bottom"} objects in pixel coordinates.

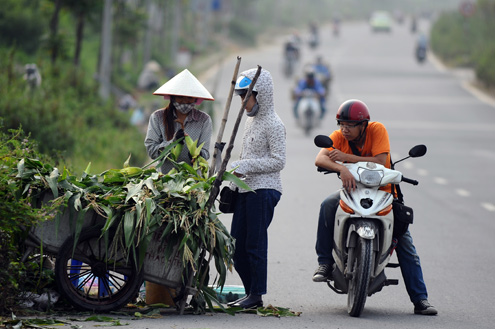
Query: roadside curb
[{"left": 428, "top": 50, "right": 495, "bottom": 108}]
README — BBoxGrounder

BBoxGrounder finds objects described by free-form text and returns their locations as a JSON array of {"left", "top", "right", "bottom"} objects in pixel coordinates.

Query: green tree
[
  {"left": 65, "top": 0, "right": 102, "bottom": 67},
  {"left": 48, "top": 0, "right": 63, "bottom": 64},
  {"left": 0, "top": 0, "right": 45, "bottom": 53}
]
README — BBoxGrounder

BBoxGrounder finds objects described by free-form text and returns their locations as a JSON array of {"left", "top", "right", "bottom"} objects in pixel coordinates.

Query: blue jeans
[
  {"left": 316, "top": 191, "right": 429, "bottom": 304},
  {"left": 231, "top": 189, "right": 281, "bottom": 296}
]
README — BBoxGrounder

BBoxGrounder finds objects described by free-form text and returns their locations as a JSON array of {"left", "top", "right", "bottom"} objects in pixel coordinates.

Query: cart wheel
[{"left": 55, "top": 226, "right": 143, "bottom": 312}]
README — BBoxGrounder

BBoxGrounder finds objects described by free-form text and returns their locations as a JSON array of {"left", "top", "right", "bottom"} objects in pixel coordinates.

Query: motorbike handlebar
[
  {"left": 401, "top": 176, "right": 419, "bottom": 185},
  {"left": 317, "top": 167, "right": 338, "bottom": 175}
]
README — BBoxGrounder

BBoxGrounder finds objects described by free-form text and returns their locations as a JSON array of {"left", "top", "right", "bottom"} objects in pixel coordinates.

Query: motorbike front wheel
[
  {"left": 347, "top": 236, "right": 373, "bottom": 317},
  {"left": 55, "top": 226, "right": 143, "bottom": 312},
  {"left": 303, "top": 108, "right": 315, "bottom": 136}
]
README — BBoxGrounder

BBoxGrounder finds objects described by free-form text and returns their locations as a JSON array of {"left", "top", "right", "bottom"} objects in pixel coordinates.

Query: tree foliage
[
  {"left": 0, "top": 124, "right": 59, "bottom": 314},
  {"left": 0, "top": 0, "right": 46, "bottom": 53},
  {"left": 430, "top": 0, "right": 495, "bottom": 87},
  {"left": 0, "top": 46, "right": 148, "bottom": 174}
]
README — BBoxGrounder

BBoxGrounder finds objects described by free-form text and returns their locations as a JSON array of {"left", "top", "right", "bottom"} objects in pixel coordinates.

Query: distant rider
[
  {"left": 416, "top": 33, "right": 428, "bottom": 50},
  {"left": 292, "top": 67, "right": 326, "bottom": 119},
  {"left": 312, "top": 56, "right": 332, "bottom": 94},
  {"left": 284, "top": 34, "right": 301, "bottom": 62}
]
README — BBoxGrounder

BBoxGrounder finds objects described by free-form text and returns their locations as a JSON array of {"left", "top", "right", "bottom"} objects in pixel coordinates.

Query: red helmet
[{"left": 336, "top": 99, "right": 370, "bottom": 123}]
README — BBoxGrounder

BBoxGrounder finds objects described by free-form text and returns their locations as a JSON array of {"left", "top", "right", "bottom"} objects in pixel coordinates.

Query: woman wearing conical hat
[{"left": 144, "top": 69, "right": 214, "bottom": 174}]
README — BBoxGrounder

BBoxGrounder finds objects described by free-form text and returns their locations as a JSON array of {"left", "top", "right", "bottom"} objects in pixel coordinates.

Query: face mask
[
  {"left": 173, "top": 101, "right": 195, "bottom": 114},
  {"left": 246, "top": 103, "right": 259, "bottom": 117}
]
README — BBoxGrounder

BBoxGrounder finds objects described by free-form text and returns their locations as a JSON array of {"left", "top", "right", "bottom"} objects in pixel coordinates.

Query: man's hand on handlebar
[{"left": 340, "top": 167, "right": 356, "bottom": 191}]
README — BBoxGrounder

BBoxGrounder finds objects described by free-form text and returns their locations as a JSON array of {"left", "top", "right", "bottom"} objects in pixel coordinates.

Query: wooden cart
[{"left": 23, "top": 192, "right": 195, "bottom": 313}]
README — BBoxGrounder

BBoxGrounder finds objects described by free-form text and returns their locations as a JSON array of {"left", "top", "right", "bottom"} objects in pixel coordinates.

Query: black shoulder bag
[
  {"left": 390, "top": 156, "right": 414, "bottom": 238},
  {"left": 348, "top": 142, "right": 413, "bottom": 238},
  {"left": 219, "top": 186, "right": 238, "bottom": 213}
]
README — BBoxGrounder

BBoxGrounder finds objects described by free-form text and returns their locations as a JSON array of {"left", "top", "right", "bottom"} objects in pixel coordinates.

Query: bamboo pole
[
  {"left": 208, "top": 56, "right": 242, "bottom": 178},
  {"left": 195, "top": 65, "right": 262, "bottom": 302},
  {"left": 205, "top": 65, "right": 262, "bottom": 211}
]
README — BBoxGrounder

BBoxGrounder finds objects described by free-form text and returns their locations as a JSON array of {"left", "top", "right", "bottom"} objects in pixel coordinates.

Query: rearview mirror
[
  {"left": 409, "top": 144, "right": 427, "bottom": 158},
  {"left": 314, "top": 135, "right": 333, "bottom": 148}
]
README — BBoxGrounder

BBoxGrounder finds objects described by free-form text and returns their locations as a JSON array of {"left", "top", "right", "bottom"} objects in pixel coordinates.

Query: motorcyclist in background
[
  {"left": 284, "top": 34, "right": 301, "bottom": 62},
  {"left": 415, "top": 32, "right": 428, "bottom": 62},
  {"left": 416, "top": 33, "right": 428, "bottom": 50},
  {"left": 308, "top": 22, "right": 319, "bottom": 48},
  {"left": 332, "top": 15, "right": 341, "bottom": 36},
  {"left": 312, "top": 56, "right": 332, "bottom": 96},
  {"left": 410, "top": 15, "right": 418, "bottom": 33},
  {"left": 292, "top": 66, "right": 326, "bottom": 119}
]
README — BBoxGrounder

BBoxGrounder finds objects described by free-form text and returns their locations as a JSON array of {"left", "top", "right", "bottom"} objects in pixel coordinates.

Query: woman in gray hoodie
[{"left": 228, "top": 68, "right": 286, "bottom": 309}]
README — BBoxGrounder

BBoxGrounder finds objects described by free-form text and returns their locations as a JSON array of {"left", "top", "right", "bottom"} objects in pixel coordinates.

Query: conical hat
[{"left": 153, "top": 69, "right": 214, "bottom": 101}]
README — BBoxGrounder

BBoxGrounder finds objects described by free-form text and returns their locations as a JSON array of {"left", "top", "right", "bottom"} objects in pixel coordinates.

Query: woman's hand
[{"left": 174, "top": 129, "right": 185, "bottom": 143}]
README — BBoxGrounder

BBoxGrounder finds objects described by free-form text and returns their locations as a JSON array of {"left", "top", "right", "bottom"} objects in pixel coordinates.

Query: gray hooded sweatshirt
[{"left": 231, "top": 68, "right": 286, "bottom": 194}]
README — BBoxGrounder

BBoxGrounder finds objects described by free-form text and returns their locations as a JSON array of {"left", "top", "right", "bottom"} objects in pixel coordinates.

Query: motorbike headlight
[{"left": 358, "top": 168, "right": 384, "bottom": 186}]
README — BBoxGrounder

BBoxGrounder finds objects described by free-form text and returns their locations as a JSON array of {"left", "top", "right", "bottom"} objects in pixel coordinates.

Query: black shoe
[
  {"left": 312, "top": 264, "right": 332, "bottom": 282},
  {"left": 227, "top": 295, "right": 247, "bottom": 307},
  {"left": 414, "top": 299, "right": 438, "bottom": 315},
  {"left": 232, "top": 294, "right": 263, "bottom": 309}
]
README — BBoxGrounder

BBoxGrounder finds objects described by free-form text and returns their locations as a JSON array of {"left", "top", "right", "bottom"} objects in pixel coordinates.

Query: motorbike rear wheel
[
  {"left": 55, "top": 226, "right": 143, "bottom": 312},
  {"left": 347, "top": 236, "right": 372, "bottom": 317}
]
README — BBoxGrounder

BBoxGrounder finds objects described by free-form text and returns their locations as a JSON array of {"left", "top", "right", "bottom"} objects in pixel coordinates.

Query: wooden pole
[
  {"left": 208, "top": 56, "right": 242, "bottom": 178},
  {"left": 205, "top": 65, "right": 262, "bottom": 210}
]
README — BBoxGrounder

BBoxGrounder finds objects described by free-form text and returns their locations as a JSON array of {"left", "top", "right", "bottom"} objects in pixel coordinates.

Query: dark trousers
[{"left": 231, "top": 189, "right": 281, "bottom": 295}]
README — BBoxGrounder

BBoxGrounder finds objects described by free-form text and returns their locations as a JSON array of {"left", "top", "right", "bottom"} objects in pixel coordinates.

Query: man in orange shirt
[{"left": 312, "top": 99, "right": 437, "bottom": 315}]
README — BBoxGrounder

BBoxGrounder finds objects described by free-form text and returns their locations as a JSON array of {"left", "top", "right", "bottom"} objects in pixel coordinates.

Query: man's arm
[
  {"left": 315, "top": 148, "right": 388, "bottom": 191},
  {"left": 327, "top": 149, "right": 388, "bottom": 166}
]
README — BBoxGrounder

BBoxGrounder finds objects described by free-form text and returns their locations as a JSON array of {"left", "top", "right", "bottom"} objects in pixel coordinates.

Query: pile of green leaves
[
  {"left": 0, "top": 124, "right": 60, "bottom": 314},
  {"left": 12, "top": 135, "right": 250, "bottom": 313}
]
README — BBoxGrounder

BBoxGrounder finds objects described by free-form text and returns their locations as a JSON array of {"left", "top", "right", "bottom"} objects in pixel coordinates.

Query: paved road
[{"left": 67, "top": 19, "right": 495, "bottom": 328}]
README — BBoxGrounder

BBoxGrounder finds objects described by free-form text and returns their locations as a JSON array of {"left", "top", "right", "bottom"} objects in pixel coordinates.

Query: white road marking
[
  {"left": 384, "top": 120, "right": 495, "bottom": 132},
  {"left": 417, "top": 169, "right": 428, "bottom": 176},
  {"left": 456, "top": 189, "right": 471, "bottom": 197},
  {"left": 472, "top": 149, "right": 495, "bottom": 161},
  {"left": 481, "top": 203, "right": 495, "bottom": 212},
  {"left": 340, "top": 94, "right": 478, "bottom": 105},
  {"left": 434, "top": 177, "right": 448, "bottom": 185}
]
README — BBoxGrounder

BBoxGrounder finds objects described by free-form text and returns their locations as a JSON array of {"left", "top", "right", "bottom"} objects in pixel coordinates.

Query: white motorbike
[
  {"left": 314, "top": 135, "right": 427, "bottom": 317},
  {"left": 296, "top": 89, "right": 321, "bottom": 136}
]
